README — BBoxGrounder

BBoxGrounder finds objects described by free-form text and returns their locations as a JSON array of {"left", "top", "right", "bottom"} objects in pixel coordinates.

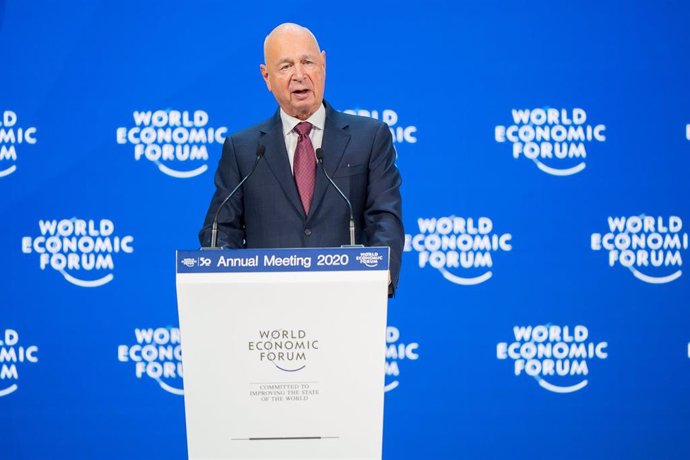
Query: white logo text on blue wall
[
  {"left": 344, "top": 109, "right": 417, "bottom": 144},
  {"left": 495, "top": 108, "right": 605, "bottom": 176},
  {"left": 0, "top": 329, "right": 39, "bottom": 398},
  {"left": 591, "top": 215, "right": 687, "bottom": 284},
  {"left": 405, "top": 216, "right": 512, "bottom": 285},
  {"left": 0, "top": 110, "right": 37, "bottom": 178},
  {"left": 116, "top": 109, "right": 227, "bottom": 178},
  {"left": 385, "top": 326, "right": 419, "bottom": 392},
  {"left": 118, "top": 327, "right": 183, "bottom": 395},
  {"left": 22, "top": 218, "right": 134, "bottom": 287},
  {"left": 497, "top": 325, "right": 607, "bottom": 393}
]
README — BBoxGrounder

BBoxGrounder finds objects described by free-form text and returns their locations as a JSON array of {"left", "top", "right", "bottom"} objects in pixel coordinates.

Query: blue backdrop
[{"left": 2, "top": 1, "right": 690, "bottom": 458}]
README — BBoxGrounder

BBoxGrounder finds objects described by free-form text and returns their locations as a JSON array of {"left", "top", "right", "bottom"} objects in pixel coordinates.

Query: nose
[{"left": 293, "top": 63, "right": 305, "bottom": 80}]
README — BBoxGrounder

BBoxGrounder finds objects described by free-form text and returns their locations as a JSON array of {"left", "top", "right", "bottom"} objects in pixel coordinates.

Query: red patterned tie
[{"left": 293, "top": 122, "right": 316, "bottom": 215}]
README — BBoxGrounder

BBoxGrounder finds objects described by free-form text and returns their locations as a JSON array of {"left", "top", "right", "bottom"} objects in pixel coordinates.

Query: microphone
[
  {"left": 315, "top": 148, "right": 360, "bottom": 247},
  {"left": 208, "top": 144, "right": 266, "bottom": 249}
]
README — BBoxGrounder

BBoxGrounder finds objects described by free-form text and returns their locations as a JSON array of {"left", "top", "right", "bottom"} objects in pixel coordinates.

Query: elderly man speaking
[{"left": 199, "top": 23, "right": 404, "bottom": 294}]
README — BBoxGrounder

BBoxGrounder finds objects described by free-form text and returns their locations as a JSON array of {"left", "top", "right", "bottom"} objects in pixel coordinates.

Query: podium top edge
[{"left": 176, "top": 247, "right": 390, "bottom": 274}]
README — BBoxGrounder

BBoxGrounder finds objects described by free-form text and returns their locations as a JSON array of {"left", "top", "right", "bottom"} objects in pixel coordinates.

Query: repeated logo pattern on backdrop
[
  {"left": 117, "top": 327, "right": 184, "bottom": 395},
  {"left": 3, "top": 3, "right": 690, "bottom": 460},
  {"left": 21, "top": 218, "right": 134, "bottom": 287},
  {"left": 344, "top": 109, "right": 417, "bottom": 144},
  {"left": 495, "top": 108, "right": 606, "bottom": 176},
  {"left": 116, "top": 110, "right": 227, "bottom": 178},
  {"left": 0, "top": 110, "right": 37, "bottom": 178},
  {"left": 496, "top": 325, "right": 608, "bottom": 394},
  {"left": 404, "top": 216, "right": 512, "bottom": 285},
  {"left": 591, "top": 215, "right": 687, "bottom": 284},
  {"left": 0, "top": 329, "right": 39, "bottom": 398},
  {"left": 384, "top": 326, "right": 419, "bottom": 392}
]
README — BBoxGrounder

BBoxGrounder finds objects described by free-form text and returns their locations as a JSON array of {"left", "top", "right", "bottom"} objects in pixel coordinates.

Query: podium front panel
[{"left": 176, "top": 247, "right": 390, "bottom": 460}]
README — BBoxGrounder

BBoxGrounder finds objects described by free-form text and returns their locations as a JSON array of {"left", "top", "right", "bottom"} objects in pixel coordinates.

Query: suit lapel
[
  {"left": 309, "top": 106, "right": 351, "bottom": 219},
  {"left": 260, "top": 112, "right": 304, "bottom": 217}
]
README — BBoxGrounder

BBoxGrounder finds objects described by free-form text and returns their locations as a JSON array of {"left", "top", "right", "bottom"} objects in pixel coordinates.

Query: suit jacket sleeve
[
  {"left": 363, "top": 122, "right": 404, "bottom": 294},
  {"left": 198, "top": 136, "right": 246, "bottom": 248}
]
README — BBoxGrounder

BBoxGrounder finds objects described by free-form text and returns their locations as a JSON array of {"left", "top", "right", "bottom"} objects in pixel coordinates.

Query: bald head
[
  {"left": 260, "top": 23, "right": 326, "bottom": 120},
  {"left": 263, "top": 23, "right": 321, "bottom": 63}
]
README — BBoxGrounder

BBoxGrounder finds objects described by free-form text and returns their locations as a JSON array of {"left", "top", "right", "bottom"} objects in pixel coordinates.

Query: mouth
[{"left": 292, "top": 89, "right": 311, "bottom": 97}]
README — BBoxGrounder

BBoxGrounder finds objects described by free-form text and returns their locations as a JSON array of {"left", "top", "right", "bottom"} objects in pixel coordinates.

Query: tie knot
[{"left": 294, "top": 122, "right": 312, "bottom": 137}]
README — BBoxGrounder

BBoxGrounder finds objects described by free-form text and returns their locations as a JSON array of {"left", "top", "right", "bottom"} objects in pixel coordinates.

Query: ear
[
  {"left": 260, "top": 64, "right": 272, "bottom": 92},
  {"left": 321, "top": 51, "right": 326, "bottom": 74}
]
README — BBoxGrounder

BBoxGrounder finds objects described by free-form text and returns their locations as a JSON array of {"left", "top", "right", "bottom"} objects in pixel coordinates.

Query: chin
[{"left": 291, "top": 104, "right": 316, "bottom": 119}]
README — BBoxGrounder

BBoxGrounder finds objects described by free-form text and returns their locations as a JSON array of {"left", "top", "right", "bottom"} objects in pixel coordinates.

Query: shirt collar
[{"left": 280, "top": 103, "right": 326, "bottom": 135}]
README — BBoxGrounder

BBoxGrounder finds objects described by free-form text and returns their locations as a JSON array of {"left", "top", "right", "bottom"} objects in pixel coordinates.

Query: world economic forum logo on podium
[
  {"left": 405, "top": 216, "right": 512, "bottom": 285},
  {"left": 248, "top": 329, "right": 319, "bottom": 373},
  {"left": 591, "top": 215, "right": 688, "bottom": 284},
  {"left": 0, "top": 110, "right": 37, "bottom": 178},
  {"left": 21, "top": 218, "right": 134, "bottom": 287},
  {"left": 0, "top": 328, "right": 39, "bottom": 398},
  {"left": 497, "top": 324, "right": 608, "bottom": 394},
  {"left": 180, "top": 257, "right": 198, "bottom": 268},
  {"left": 495, "top": 107, "right": 606, "bottom": 176},
  {"left": 356, "top": 251, "right": 383, "bottom": 268},
  {"left": 117, "top": 327, "right": 184, "bottom": 395},
  {"left": 179, "top": 256, "right": 212, "bottom": 269},
  {"left": 116, "top": 109, "right": 227, "bottom": 178}
]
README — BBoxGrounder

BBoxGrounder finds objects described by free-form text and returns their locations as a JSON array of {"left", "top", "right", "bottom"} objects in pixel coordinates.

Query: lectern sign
[
  {"left": 177, "top": 247, "right": 388, "bottom": 273},
  {"left": 176, "top": 247, "right": 390, "bottom": 460}
]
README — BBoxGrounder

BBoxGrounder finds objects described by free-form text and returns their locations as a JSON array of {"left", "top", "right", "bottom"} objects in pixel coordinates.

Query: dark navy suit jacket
[{"left": 199, "top": 102, "right": 403, "bottom": 292}]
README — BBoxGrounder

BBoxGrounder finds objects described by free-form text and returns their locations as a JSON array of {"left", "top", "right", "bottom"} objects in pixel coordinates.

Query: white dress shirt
[{"left": 279, "top": 104, "right": 326, "bottom": 172}]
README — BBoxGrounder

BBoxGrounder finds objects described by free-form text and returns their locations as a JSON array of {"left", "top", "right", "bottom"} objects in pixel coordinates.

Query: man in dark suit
[{"left": 199, "top": 23, "right": 403, "bottom": 293}]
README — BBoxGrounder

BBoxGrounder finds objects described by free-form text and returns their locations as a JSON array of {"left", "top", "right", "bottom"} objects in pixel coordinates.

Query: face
[{"left": 260, "top": 27, "right": 326, "bottom": 120}]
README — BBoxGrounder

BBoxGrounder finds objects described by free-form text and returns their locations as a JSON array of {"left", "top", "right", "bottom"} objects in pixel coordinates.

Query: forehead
[{"left": 265, "top": 30, "right": 320, "bottom": 63}]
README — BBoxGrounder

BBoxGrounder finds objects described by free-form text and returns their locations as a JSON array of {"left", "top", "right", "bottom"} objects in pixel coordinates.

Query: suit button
[{"left": 304, "top": 228, "right": 312, "bottom": 236}]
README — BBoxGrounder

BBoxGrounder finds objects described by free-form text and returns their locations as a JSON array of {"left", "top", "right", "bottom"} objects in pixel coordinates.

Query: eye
[{"left": 280, "top": 63, "right": 292, "bottom": 71}]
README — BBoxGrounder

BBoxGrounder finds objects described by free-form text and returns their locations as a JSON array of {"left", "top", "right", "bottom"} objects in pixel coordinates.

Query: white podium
[{"left": 176, "top": 247, "right": 390, "bottom": 460}]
